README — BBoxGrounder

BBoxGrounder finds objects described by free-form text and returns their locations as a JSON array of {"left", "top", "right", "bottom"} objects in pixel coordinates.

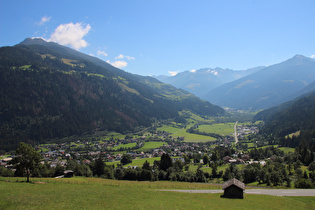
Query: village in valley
[
  {"left": 1, "top": 122, "right": 262, "bottom": 170},
  {"left": 3, "top": 118, "right": 312, "bottom": 192}
]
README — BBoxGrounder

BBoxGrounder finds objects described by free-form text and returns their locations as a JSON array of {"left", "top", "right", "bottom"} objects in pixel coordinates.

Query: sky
[{"left": 0, "top": 0, "right": 314, "bottom": 76}]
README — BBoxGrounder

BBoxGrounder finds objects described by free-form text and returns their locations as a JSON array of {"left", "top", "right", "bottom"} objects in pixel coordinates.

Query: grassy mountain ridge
[{"left": 0, "top": 38, "right": 224, "bottom": 151}]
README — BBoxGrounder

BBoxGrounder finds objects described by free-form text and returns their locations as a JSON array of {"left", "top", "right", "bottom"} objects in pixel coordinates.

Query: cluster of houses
[
  {"left": 236, "top": 125, "right": 259, "bottom": 139},
  {"left": 1, "top": 123, "right": 262, "bottom": 169},
  {"left": 0, "top": 157, "right": 13, "bottom": 168}
]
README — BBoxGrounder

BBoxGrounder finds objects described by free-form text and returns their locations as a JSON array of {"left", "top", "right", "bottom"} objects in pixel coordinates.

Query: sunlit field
[{"left": 1, "top": 177, "right": 314, "bottom": 210}]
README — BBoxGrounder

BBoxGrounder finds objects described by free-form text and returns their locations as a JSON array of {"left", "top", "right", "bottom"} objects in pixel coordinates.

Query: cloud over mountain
[
  {"left": 115, "top": 54, "right": 135, "bottom": 60},
  {"left": 97, "top": 50, "right": 108, "bottom": 57},
  {"left": 38, "top": 16, "right": 51, "bottom": 25},
  {"left": 106, "top": 60, "right": 128, "bottom": 68},
  {"left": 48, "top": 22, "right": 91, "bottom": 50}
]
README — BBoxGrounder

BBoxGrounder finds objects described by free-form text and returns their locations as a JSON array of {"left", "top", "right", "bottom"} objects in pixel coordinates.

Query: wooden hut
[
  {"left": 64, "top": 170, "right": 74, "bottom": 178},
  {"left": 221, "top": 178, "right": 245, "bottom": 199}
]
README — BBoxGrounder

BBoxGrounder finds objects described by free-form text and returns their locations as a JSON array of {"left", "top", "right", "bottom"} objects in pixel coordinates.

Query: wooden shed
[
  {"left": 64, "top": 170, "right": 74, "bottom": 178},
  {"left": 221, "top": 178, "right": 245, "bottom": 199}
]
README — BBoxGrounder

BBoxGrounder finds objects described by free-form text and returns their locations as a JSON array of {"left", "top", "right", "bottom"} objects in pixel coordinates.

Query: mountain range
[
  {"left": 156, "top": 55, "right": 315, "bottom": 110},
  {"left": 155, "top": 67, "right": 263, "bottom": 99},
  {"left": 0, "top": 38, "right": 224, "bottom": 151}
]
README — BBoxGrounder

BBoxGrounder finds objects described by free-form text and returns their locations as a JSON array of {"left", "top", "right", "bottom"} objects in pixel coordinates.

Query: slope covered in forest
[{"left": 0, "top": 38, "right": 224, "bottom": 151}]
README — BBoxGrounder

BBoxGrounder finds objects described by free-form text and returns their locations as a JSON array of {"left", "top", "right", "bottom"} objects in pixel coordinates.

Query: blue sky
[{"left": 1, "top": 0, "right": 314, "bottom": 76}]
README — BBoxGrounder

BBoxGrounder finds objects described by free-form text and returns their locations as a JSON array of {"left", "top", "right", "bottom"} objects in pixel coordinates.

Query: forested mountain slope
[
  {"left": 0, "top": 38, "right": 224, "bottom": 151},
  {"left": 255, "top": 91, "right": 315, "bottom": 137}
]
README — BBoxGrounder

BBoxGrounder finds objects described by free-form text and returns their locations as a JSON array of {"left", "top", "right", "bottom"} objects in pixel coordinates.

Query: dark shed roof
[
  {"left": 64, "top": 170, "right": 74, "bottom": 174},
  {"left": 222, "top": 178, "right": 245, "bottom": 190}
]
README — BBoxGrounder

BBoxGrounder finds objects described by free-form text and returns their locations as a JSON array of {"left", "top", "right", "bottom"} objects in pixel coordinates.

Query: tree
[
  {"left": 309, "top": 161, "right": 315, "bottom": 173},
  {"left": 114, "top": 167, "right": 125, "bottom": 180},
  {"left": 174, "top": 159, "right": 183, "bottom": 172},
  {"left": 182, "top": 154, "right": 190, "bottom": 165},
  {"left": 309, "top": 161, "right": 315, "bottom": 182},
  {"left": 11, "top": 142, "right": 41, "bottom": 182},
  {"left": 243, "top": 164, "right": 259, "bottom": 183},
  {"left": 295, "top": 178, "right": 312, "bottom": 189},
  {"left": 93, "top": 156, "right": 105, "bottom": 177},
  {"left": 54, "top": 164, "right": 65, "bottom": 177},
  {"left": 203, "top": 154, "right": 209, "bottom": 165},
  {"left": 160, "top": 153, "right": 173, "bottom": 171},
  {"left": 211, "top": 152, "right": 218, "bottom": 162},
  {"left": 196, "top": 168, "right": 206, "bottom": 182},
  {"left": 209, "top": 162, "right": 220, "bottom": 178},
  {"left": 142, "top": 160, "right": 151, "bottom": 170},
  {"left": 120, "top": 154, "right": 132, "bottom": 165}
]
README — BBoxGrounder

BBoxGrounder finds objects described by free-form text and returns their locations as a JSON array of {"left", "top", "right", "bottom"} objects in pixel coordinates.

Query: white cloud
[
  {"left": 106, "top": 60, "right": 128, "bottom": 68},
  {"left": 48, "top": 22, "right": 91, "bottom": 50},
  {"left": 311, "top": 55, "right": 315, "bottom": 59},
  {"left": 115, "top": 54, "right": 135, "bottom": 60},
  {"left": 39, "top": 16, "right": 51, "bottom": 25},
  {"left": 115, "top": 54, "right": 124, "bottom": 59},
  {"left": 168, "top": 71, "right": 179, "bottom": 76},
  {"left": 97, "top": 50, "right": 108, "bottom": 57},
  {"left": 190, "top": 69, "right": 197, "bottom": 73}
]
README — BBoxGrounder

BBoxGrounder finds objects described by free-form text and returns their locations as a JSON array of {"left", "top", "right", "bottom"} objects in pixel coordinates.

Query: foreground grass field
[{"left": 1, "top": 177, "right": 314, "bottom": 209}]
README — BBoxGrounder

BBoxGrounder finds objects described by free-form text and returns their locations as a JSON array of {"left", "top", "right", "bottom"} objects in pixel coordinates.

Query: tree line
[{"left": 2, "top": 143, "right": 314, "bottom": 188}]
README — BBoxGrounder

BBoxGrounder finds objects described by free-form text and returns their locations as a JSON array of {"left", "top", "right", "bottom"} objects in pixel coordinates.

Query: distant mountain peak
[
  {"left": 19, "top": 37, "right": 48, "bottom": 45},
  {"left": 292, "top": 54, "right": 307, "bottom": 59},
  {"left": 291, "top": 54, "right": 314, "bottom": 61},
  {"left": 286, "top": 54, "right": 315, "bottom": 65}
]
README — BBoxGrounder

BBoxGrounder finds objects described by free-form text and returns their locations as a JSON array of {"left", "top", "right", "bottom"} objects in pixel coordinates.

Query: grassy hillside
[{"left": 1, "top": 177, "right": 314, "bottom": 209}]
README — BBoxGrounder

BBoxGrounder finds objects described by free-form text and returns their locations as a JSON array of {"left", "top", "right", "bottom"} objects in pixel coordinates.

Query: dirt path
[{"left": 159, "top": 189, "right": 315, "bottom": 196}]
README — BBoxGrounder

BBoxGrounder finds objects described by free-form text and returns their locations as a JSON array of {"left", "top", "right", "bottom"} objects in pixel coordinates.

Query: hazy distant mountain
[
  {"left": 205, "top": 55, "right": 315, "bottom": 110},
  {"left": 0, "top": 38, "right": 224, "bottom": 151},
  {"left": 154, "top": 67, "right": 263, "bottom": 99}
]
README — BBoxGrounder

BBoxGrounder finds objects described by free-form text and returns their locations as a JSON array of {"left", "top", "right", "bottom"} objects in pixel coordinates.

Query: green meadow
[
  {"left": 106, "top": 156, "right": 182, "bottom": 167},
  {"left": 173, "top": 132, "right": 216, "bottom": 142},
  {"left": 157, "top": 125, "right": 216, "bottom": 142},
  {"left": 278, "top": 147, "right": 295, "bottom": 153},
  {"left": 112, "top": 143, "right": 137, "bottom": 150},
  {"left": 198, "top": 123, "right": 235, "bottom": 136},
  {"left": 0, "top": 177, "right": 314, "bottom": 209},
  {"left": 157, "top": 121, "right": 244, "bottom": 143},
  {"left": 138, "top": 141, "right": 167, "bottom": 151},
  {"left": 102, "top": 132, "right": 127, "bottom": 140},
  {"left": 157, "top": 125, "right": 182, "bottom": 133},
  {"left": 106, "top": 157, "right": 161, "bottom": 167}
]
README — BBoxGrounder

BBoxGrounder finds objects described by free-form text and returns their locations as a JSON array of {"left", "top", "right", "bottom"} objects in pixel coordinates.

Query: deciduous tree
[{"left": 11, "top": 142, "right": 41, "bottom": 182}]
